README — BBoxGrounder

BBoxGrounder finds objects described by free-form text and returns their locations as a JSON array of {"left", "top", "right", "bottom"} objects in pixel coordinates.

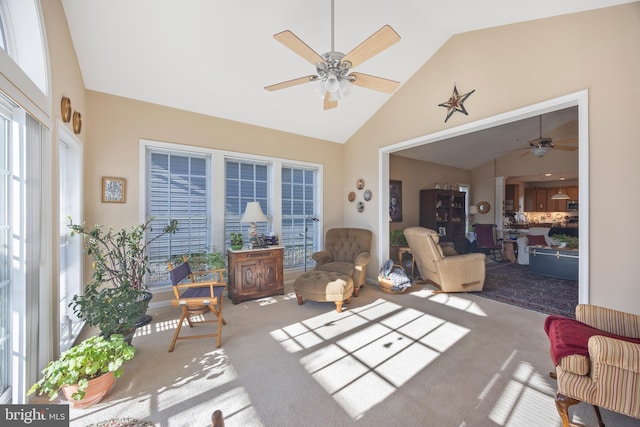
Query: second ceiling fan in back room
[
  {"left": 265, "top": 0, "right": 401, "bottom": 110},
  {"left": 520, "top": 115, "right": 578, "bottom": 157}
]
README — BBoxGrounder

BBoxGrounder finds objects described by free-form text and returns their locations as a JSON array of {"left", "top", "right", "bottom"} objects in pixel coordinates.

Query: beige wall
[
  {"left": 389, "top": 154, "right": 470, "bottom": 232},
  {"left": 84, "top": 91, "right": 344, "bottom": 233},
  {"left": 346, "top": 3, "right": 640, "bottom": 314}
]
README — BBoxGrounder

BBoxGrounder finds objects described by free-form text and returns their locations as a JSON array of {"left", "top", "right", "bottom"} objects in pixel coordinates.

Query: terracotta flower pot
[{"left": 62, "top": 371, "right": 117, "bottom": 408}]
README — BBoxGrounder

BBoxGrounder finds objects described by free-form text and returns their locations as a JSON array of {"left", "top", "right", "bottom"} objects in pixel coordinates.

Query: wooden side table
[
  {"left": 397, "top": 246, "right": 415, "bottom": 277},
  {"left": 502, "top": 240, "right": 517, "bottom": 263}
]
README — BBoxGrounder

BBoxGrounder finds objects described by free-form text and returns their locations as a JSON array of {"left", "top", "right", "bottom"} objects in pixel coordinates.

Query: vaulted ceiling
[{"left": 61, "top": 0, "right": 633, "bottom": 147}]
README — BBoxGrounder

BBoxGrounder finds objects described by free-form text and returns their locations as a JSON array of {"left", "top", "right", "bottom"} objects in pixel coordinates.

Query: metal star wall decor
[{"left": 438, "top": 84, "right": 475, "bottom": 122}]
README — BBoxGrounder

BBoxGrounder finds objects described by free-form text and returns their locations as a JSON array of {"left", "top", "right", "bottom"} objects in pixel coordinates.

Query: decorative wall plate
[
  {"left": 61, "top": 96, "right": 72, "bottom": 122},
  {"left": 348, "top": 191, "right": 356, "bottom": 202},
  {"left": 356, "top": 178, "right": 365, "bottom": 190},
  {"left": 357, "top": 201, "right": 364, "bottom": 212},
  {"left": 477, "top": 201, "right": 491, "bottom": 214},
  {"left": 72, "top": 111, "right": 82, "bottom": 134},
  {"left": 363, "top": 189, "right": 372, "bottom": 201}
]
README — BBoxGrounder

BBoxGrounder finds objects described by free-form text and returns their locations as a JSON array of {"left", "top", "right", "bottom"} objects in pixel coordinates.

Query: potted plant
[
  {"left": 27, "top": 334, "right": 135, "bottom": 408},
  {"left": 171, "top": 249, "right": 226, "bottom": 271},
  {"left": 390, "top": 229, "right": 408, "bottom": 247},
  {"left": 68, "top": 218, "right": 178, "bottom": 339},
  {"left": 552, "top": 234, "right": 579, "bottom": 249},
  {"left": 229, "top": 232, "right": 244, "bottom": 250}
]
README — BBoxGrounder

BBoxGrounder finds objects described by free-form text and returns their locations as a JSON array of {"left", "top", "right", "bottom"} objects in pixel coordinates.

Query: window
[
  {"left": 58, "top": 130, "right": 82, "bottom": 352},
  {"left": 281, "top": 166, "right": 318, "bottom": 268},
  {"left": 224, "top": 159, "right": 269, "bottom": 248},
  {"left": 146, "top": 148, "right": 211, "bottom": 287}
]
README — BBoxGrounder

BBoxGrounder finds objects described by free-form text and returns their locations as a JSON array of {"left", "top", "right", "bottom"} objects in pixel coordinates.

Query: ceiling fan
[
  {"left": 264, "top": 0, "right": 401, "bottom": 110},
  {"left": 520, "top": 115, "right": 578, "bottom": 157}
]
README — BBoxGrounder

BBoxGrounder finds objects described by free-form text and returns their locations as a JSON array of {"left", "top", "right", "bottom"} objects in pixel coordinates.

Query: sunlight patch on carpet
[
  {"left": 409, "top": 288, "right": 487, "bottom": 316},
  {"left": 488, "top": 360, "right": 563, "bottom": 426},
  {"left": 272, "top": 298, "right": 470, "bottom": 419}
]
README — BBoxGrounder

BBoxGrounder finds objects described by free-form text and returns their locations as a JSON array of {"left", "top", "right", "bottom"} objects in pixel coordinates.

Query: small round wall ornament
[
  {"left": 348, "top": 191, "right": 356, "bottom": 202},
  {"left": 72, "top": 111, "right": 82, "bottom": 134},
  {"left": 61, "top": 96, "right": 72, "bottom": 122},
  {"left": 363, "top": 189, "right": 372, "bottom": 201},
  {"left": 356, "top": 178, "right": 365, "bottom": 190},
  {"left": 357, "top": 201, "right": 364, "bottom": 212}
]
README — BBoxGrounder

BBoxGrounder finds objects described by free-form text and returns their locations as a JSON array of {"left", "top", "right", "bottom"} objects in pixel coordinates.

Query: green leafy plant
[
  {"left": 27, "top": 334, "right": 135, "bottom": 401},
  {"left": 68, "top": 218, "right": 178, "bottom": 336},
  {"left": 171, "top": 249, "right": 226, "bottom": 271},
  {"left": 229, "top": 232, "right": 244, "bottom": 248},
  {"left": 390, "top": 229, "right": 408, "bottom": 247},
  {"left": 552, "top": 234, "right": 579, "bottom": 249}
]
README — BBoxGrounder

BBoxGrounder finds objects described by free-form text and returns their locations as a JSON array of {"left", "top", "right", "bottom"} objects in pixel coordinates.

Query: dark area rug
[{"left": 477, "top": 262, "right": 578, "bottom": 318}]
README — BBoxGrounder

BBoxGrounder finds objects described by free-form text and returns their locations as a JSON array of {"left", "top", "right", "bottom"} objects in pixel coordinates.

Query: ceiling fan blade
[
  {"left": 553, "top": 138, "right": 578, "bottom": 145},
  {"left": 554, "top": 145, "right": 578, "bottom": 151},
  {"left": 342, "top": 25, "right": 401, "bottom": 68},
  {"left": 350, "top": 72, "right": 399, "bottom": 94},
  {"left": 324, "top": 92, "right": 337, "bottom": 110},
  {"left": 273, "top": 30, "right": 324, "bottom": 65},
  {"left": 264, "top": 75, "right": 317, "bottom": 91}
]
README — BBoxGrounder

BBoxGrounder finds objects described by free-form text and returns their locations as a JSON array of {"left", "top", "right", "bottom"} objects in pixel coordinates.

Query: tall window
[
  {"left": 281, "top": 166, "right": 318, "bottom": 268},
  {"left": 225, "top": 159, "right": 269, "bottom": 248},
  {"left": 146, "top": 149, "right": 211, "bottom": 287},
  {"left": 58, "top": 131, "right": 82, "bottom": 352},
  {"left": 0, "top": 99, "right": 10, "bottom": 404}
]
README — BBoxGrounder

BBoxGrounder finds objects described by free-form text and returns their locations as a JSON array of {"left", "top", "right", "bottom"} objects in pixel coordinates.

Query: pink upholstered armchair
[{"left": 312, "top": 228, "right": 372, "bottom": 296}]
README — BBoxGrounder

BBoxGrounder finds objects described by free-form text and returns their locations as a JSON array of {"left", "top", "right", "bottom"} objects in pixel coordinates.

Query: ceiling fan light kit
[{"left": 265, "top": 0, "right": 401, "bottom": 110}]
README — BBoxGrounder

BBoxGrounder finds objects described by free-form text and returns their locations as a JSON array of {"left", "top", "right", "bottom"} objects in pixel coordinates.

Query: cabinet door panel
[
  {"left": 260, "top": 258, "right": 280, "bottom": 291},
  {"left": 238, "top": 260, "right": 260, "bottom": 292}
]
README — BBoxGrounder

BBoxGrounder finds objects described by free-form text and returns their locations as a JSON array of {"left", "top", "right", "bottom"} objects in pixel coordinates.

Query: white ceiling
[
  {"left": 394, "top": 106, "right": 579, "bottom": 179},
  {"left": 61, "top": 0, "right": 633, "bottom": 145}
]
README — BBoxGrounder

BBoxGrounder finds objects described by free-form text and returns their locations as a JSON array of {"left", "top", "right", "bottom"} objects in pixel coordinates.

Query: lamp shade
[
  {"left": 551, "top": 191, "right": 570, "bottom": 200},
  {"left": 469, "top": 205, "right": 478, "bottom": 215},
  {"left": 241, "top": 201, "right": 267, "bottom": 223}
]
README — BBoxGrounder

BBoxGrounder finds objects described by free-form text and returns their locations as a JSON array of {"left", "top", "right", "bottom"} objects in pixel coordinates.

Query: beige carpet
[{"left": 57, "top": 282, "right": 638, "bottom": 427}]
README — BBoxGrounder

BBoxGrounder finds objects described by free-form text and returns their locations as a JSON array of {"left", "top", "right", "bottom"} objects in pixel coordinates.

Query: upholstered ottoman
[{"left": 293, "top": 270, "right": 354, "bottom": 313}]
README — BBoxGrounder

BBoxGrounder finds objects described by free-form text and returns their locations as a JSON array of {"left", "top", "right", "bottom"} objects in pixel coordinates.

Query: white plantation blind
[
  {"left": 281, "top": 166, "right": 318, "bottom": 268},
  {"left": 224, "top": 159, "right": 269, "bottom": 249},
  {"left": 146, "top": 149, "right": 211, "bottom": 286}
]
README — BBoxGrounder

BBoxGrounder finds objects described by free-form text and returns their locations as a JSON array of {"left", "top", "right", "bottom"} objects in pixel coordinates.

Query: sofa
[{"left": 516, "top": 227, "right": 560, "bottom": 265}]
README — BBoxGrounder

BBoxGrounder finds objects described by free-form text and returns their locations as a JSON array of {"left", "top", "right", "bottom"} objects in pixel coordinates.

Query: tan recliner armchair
[
  {"left": 312, "top": 228, "right": 372, "bottom": 296},
  {"left": 546, "top": 304, "right": 640, "bottom": 426},
  {"left": 404, "top": 226, "right": 486, "bottom": 292}
]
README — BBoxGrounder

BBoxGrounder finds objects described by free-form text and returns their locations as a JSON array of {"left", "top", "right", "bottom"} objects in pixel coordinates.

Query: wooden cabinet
[
  {"left": 535, "top": 188, "right": 548, "bottom": 211},
  {"left": 419, "top": 189, "right": 466, "bottom": 253},
  {"left": 505, "top": 184, "right": 519, "bottom": 212},
  {"left": 525, "top": 185, "right": 579, "bottom": 212},
  {"left": 524, "top": 188, "right": 535, "bottom": 212},
  {"left": 227, "top": 246, "right": 284, "bottom": 304}
]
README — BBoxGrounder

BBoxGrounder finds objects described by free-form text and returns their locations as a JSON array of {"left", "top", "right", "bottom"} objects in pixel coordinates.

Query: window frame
[{"left": 139, "top": 139, "right": 323, "bottom": 292}]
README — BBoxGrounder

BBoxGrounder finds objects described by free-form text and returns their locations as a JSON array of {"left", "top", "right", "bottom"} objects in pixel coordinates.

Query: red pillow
[{"left": 527, "top": 235, "right": 547, "bottom": 246}]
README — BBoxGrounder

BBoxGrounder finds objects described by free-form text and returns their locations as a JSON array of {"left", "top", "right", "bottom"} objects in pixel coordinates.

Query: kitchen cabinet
[
  {"left": 524, "top": 188, "right": 535, "bottom": 212},
  {"left": 535, "top": 188, "right": 548, "bottom": 211},
  {"left": 227, "top": 246, "right": 284, "bottom": 304},
  {"left": 419, "top": 189, "right": 466, "bottom": 253},
  {"left": 505, "top": 184, "right": 520, "bottom": 212}
]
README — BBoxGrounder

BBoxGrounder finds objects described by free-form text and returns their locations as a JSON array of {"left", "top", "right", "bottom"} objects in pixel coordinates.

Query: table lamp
[{"left": 241, "top": 201, "right": 267, "bottom": 238}]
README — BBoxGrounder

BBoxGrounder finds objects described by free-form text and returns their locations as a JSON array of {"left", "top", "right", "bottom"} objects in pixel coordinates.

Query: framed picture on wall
[
  {"left": 102, "top": 177, "right": 126, "bottom": 203},
  {"left": 389, "top": 180, "right": 402, "bottom": 222}
]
